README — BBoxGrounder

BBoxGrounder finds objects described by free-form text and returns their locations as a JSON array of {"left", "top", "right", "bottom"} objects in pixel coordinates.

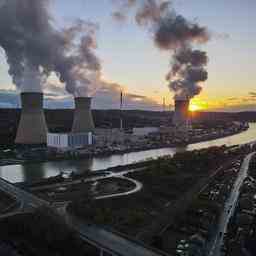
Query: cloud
[
  {"left": 0, "top": 89, "right": 20, "bottom": 107},
  {"left": 0, "top": 82, "right": 162, "bottom": 111},
  {"left": 92, "top": 82, "right": 162, "bottom": 110},
  {"left": 227, "top": 97, "right": 238, "bottom": 101},
  {"left": 249, "top": 92, "right": 256, "bottom": 98}
]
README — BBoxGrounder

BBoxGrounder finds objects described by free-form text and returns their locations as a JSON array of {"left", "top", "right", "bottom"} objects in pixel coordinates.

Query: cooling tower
[
  {"left": 173, "top": 98, "right": 190, "bottom": 127},
  {"left": 15, "top": 92, "right": 48, "bottom": 145},
  {"left": 72, "top": 97, "right": 95, "bottom": 133}
]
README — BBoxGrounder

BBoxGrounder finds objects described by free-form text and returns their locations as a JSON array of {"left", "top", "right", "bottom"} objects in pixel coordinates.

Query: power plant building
[
  {"left": 72, "top": 97, "right": 95, "bottom": 133},
  {"left": 47, "top": 132, "right": 93, "bottom": 150},
  {"left": 173, "top": 98, "right": 190, "bottom": 129},
  {"left": 15, "top": 92, "right": 48, "bottom": 145},
  {"left": 133, "top": 127, "right": 159, "bottom": 136},
  {"left": 172, "top": 97, "right": 190, "bottom": 142}
]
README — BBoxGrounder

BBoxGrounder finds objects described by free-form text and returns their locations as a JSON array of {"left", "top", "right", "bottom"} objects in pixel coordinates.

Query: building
[
  {"left": 15, "top": 92, "right": 48, "bottom": 145},
  {"left": 94, "top": 128, "right": 126, "bottom": 146},
  {"left": 172, "top": 96, "right": 191, "bottom": 142},
  {"left": 72, "top": 97, "right": 95, "bottom": 133},
  {"left": 133, "top": 127, "right": 159, "bottom": 137},
  {"left": 173, "top": 97, "right": 190, "bottom": 129},
  {"left": 47, "top": 132, "right": 93, "bottom": 151}
]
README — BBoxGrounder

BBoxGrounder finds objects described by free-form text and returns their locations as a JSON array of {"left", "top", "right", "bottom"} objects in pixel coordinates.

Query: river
[{"left": 1, "top": 123, "right": 256, "bottom": 183}]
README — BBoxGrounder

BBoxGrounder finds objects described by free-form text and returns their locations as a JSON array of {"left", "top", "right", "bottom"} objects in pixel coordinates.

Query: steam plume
[
  {"left": 112, "top": 0, "right": 210, "bottom": 99},
  {"left": 0, "top": 0, "right": 101, "bottom": 97}
]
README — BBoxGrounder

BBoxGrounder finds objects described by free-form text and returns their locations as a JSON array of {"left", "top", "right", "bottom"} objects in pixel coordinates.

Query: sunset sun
[{"left": 189, "top": 103, "right": 201, "bottom": 112}]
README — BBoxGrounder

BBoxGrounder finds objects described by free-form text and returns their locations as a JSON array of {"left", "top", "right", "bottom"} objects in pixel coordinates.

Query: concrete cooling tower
[
  {"left": 173, "top": 98, "right": 190, "bottom": 128},
  {"left": 72, "top": 97, "right": 95, "bottom": 133},
  {"left": 15, "top": 92, "right": 48, "bottom": 145}
]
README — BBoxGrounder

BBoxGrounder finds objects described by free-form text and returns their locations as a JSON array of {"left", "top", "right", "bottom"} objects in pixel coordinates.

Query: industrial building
[
  {"left": 72, "top": 97, "right": 95, "bottom": 133},
  {"left": 47, "top": 132, "right": 93, "bottom": 151},
  {"left": 95, "top": 128, "right": 126, "bottom": 146},
  {"left": 47, "top": 97, "right": 95, "bottom": 151},
  {"left": 15, "top": 92, "right": 48, "bottom": 145},
  {"left": 172, "top": 97, "right": 190, "bottom": 129},
  {"left": 172, "top": 96, "right": 191, "bottom": 142},
  {"left": 133, "top": 127, "right": 159, "bottom": 136}
]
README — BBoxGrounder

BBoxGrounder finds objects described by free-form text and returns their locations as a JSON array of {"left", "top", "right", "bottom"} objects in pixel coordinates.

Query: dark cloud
[{"left": 112, "top": 0, "right": 210, "bottom": 100}]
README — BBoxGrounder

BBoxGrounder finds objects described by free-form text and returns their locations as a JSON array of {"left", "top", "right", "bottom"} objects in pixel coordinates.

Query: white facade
[
  {"left": 47, "top": 132, "right": 93, "bottom": 150},
  {"left": 133, "top": 127, "right": 159, "bottom": 136}
]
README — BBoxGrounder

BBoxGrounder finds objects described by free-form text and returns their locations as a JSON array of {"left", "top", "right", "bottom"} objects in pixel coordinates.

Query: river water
[{"left": 1, "top": 123, "right": 256, "bottom": 183}]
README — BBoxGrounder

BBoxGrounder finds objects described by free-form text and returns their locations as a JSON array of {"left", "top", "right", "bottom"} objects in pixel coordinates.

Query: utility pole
[
  {"left": 120, "top": 90, "right": 123, "bottom": 131},
  {"left": 163, "top": 97, "right": 166, "bottom": 112}
]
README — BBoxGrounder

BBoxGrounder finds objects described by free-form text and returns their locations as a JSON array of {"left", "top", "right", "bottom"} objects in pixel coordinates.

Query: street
[{"left": 207, "top": 152, "right": 255, "bottom": 256}]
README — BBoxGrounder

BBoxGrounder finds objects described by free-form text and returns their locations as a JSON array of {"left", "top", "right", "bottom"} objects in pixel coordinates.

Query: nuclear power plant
[
  {"left": 15, "top": 92, "right": 48, "bottom": 145},
  {"left": 14, "top": 92, "right": 95, "bottom": 149},
  {"left": 173, "top": 97, "right": 190, "bottom": 129},
  {"left": 47, "top": 97, "right": 95, "bottom": 151},
  {"left": 72, "top": 97, "right": 95, "bottom": 133}
]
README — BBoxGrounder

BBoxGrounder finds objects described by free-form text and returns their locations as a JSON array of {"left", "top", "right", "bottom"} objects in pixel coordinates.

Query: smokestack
[
  {"left": 173, "top": 97, "right": 190, "bottom": 127},
  {"left": 72, "top": 97, "right": 95, "bottom": 133},
  {"left": 120, "top": 90, "right": 123, "bottom": 130},
  {"left": 15, "top": 92, "right": 48, "bottom": 145}
]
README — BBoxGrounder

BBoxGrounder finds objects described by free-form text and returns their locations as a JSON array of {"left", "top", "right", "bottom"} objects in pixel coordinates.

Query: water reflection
[
  {"left": 1, "top": 123, "right": 256, "bottom": 183},
  {"left": 21, "top": 164, "right": 45, "bottom": 184}
]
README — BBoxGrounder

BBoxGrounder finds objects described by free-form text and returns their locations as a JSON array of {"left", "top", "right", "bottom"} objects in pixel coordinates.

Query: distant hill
[{"left": 0, "top": 108, "right": 255, "bottom": 145}]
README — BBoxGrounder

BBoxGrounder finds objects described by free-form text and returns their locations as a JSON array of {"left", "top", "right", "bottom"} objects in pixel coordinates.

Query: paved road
[
  {"left": 0, "top": 176, "right": 166, "bottom": 256},
  {"left": 207, "top": 152, "right": 255, "bottom": 256},
  {"left": 31, "top": 168, "right": 144, "bottom": 201},
  {"left": 65, "top": 214, "right": 170, "bottom": 256},
  {"left": 0, "top": 177, "right": 49, "bottom": 211}
]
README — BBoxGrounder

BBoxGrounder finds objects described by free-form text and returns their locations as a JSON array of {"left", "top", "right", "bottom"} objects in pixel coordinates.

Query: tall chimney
[
  {"left": 173, "top": 98, "right": 190, "bottom": 127},
  {"left": 72, "top": 97, "right": 95, "bottom": 133},
  {"left": 15, "top": 92, "right": 48, "bottom": 145}
]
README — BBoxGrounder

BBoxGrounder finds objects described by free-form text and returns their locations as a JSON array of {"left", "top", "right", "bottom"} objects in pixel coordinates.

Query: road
[
  {"left": 2, "top": 152, "right": 254, "bottom": 256},
  {"left": 31, "top": 168, "right": 144, "bottom": 200},
  {"left": 0, "top": 176, "right": 167, "bottom": 256},
  {"left": 65, "top": 213, "right": 170, "bottom": 256},
  {"left": 207, "top": 152, "right": 255, "bottom": 256},
  {"left": 0, "top": 176, "right": 49, "bottom": 211}
]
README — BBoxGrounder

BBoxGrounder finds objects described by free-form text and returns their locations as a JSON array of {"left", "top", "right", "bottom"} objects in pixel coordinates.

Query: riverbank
[
  {"left": 15, "top": 143, "right": 250, "bottom": 189},
  {"left": 1, "top": 123, "right": 256, "bottom": 184},
  {"left": 0, "top": 122, "right": 248, "bottom": 167}
]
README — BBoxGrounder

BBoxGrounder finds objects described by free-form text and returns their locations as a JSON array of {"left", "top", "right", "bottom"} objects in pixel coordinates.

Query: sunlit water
[{"left": 1, "top": 123, "right": 256, "bottom": 183}]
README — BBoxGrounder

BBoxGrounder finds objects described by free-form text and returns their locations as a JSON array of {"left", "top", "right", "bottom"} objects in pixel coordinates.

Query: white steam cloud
[{"left": 0, "top": 0, "right": 102, "bottom": 97}]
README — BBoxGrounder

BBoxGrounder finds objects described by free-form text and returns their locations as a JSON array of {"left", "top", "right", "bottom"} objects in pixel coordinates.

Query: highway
[
  {"left": 0, "top": 176, "right": 49, "bottom": 211},
  {"left": 65, "top": 213, "right": 170, "bottom": 256},
  {"left": 207, "top": 152, "right": 255, "bottom": 256},
  {"left": 0, "top": 176, "right": 167, "bottom": 256}
]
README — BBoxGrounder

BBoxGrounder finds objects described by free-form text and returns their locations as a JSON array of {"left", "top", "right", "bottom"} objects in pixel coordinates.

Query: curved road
[{"left": 31, "top": 168, "right": 144, "bottom": 201}]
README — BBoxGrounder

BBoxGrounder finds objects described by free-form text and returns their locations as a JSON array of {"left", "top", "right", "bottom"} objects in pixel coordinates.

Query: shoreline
[
  {"left": 17, "top": 143, "right": 244, "bottom": 188},
  {"left": 0, "top": 124, "right": 249, "bottom": 167}
]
